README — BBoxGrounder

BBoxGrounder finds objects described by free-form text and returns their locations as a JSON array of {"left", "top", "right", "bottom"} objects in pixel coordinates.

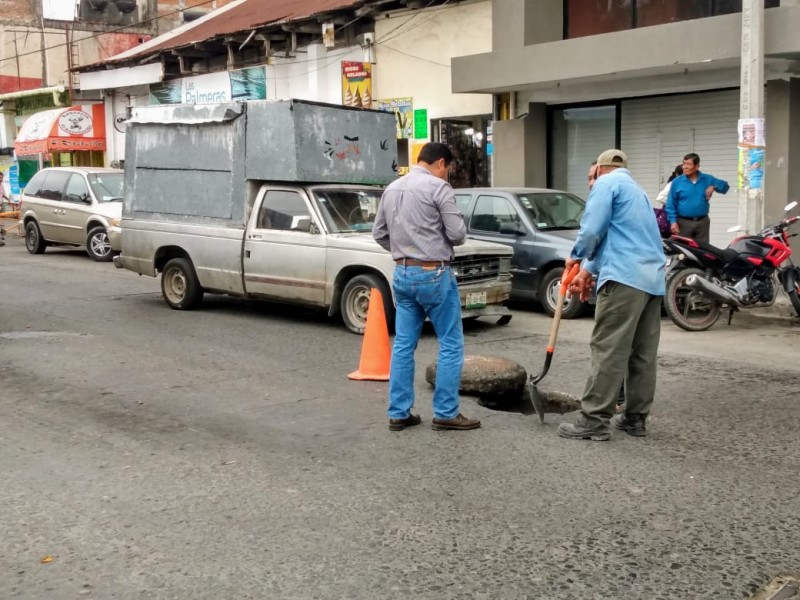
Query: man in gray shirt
[{"left": 373, "top": 143, "right": 480, "bottom": 432}]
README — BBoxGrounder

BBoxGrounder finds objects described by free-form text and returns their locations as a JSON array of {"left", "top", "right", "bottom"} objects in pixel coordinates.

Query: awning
[{"left": 15, "top": 104, "right": 107, "bottom": 156}]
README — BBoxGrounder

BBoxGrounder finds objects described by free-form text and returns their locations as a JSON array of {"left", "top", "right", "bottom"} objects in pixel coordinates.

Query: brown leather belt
[{"left": 395, "top": 258, "right": 450, "bottom": 268}]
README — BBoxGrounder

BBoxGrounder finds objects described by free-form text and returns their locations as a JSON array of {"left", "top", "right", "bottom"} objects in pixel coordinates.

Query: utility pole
[{"left": 738, "top": 0, "right": 765, "bottom": 233}]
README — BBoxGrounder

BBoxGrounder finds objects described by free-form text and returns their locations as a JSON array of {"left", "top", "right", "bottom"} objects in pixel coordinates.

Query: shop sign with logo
[
  {"left": 341, "top": 61, "right": 372, "bottom": 109},
  {"left": 150, "top": 66, "right": 267, "bottom": 105}
]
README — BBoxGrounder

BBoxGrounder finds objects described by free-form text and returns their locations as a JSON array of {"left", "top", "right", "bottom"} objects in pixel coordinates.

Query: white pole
[{"left": 738, "top": 0, "right": 765, "bottom": 234}]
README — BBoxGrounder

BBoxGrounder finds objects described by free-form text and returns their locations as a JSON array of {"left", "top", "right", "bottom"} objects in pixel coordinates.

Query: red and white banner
[{"left": 15, "top": 104, "right": 107, "bottom": 156}]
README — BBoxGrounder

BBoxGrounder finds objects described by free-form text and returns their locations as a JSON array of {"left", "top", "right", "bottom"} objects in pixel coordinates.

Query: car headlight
[{"left": 499, "top": 257, "right": 511, "bottom": 274}]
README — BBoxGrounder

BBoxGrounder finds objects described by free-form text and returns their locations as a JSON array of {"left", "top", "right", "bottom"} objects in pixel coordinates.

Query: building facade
[
  {"left": 453, "top": 0, "right": 800, "bottom": 247},
  {"left": 0, "top": 0, "right": 234, "bottom": 198},
  {"left": 75, "top": 0, "right": 490, "bottom": 183}
]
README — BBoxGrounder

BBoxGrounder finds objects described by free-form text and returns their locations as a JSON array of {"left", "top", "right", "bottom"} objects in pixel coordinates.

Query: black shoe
[
  {"left": 389, "top": 414, "right": 422, "bottom": 431},
  {"left": 611, "top": 413, "right": 647, "bottom": 437},
  {"left": 557, "top": 418, "right": 610, "bottom": 441}
]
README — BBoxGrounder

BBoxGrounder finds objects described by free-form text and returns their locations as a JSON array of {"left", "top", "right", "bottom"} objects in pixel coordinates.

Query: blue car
[{"left": 454, "top": 187, "right": 589, "bottom": 318}]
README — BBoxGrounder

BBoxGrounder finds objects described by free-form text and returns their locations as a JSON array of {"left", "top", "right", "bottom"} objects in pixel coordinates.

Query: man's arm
[
  {"left": 436, "top": 183, "right": 466, "bottom": 246},
  {"left": 711, "top": 174, "right": 730, "bottom": 194},
  {"left": 570, "top": 182, "right": 612, "bottom": 263},
  {"left": 372, "top": 195, "right": 391, "bottom": 252},
  {"left": 665, "top": 183, "right": 678, "bottom": 224}
]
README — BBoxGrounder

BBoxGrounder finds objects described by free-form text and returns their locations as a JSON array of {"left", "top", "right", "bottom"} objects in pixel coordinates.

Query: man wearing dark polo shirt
[{"left": 665, "top": 153, "right": 730, "bottom": 244}]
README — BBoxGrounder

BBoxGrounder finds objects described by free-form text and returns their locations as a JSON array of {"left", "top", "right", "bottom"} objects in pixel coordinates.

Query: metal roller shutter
[{"left": 621, "top": 90, "right": 739, "bottom": 247}]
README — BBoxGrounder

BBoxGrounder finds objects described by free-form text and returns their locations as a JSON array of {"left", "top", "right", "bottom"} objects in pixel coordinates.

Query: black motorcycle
[{"left": 662, "top": 201, "right": 800, "bottom": 331}]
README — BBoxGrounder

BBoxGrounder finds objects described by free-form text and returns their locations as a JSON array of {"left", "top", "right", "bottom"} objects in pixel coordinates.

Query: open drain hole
[{"left": 476, "top": 387, "right": 581, "bottom": 416}]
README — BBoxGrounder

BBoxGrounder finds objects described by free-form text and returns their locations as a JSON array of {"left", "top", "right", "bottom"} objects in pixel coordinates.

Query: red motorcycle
[{"left": 663, "top": 201, "right": 800, "bottom": 331}]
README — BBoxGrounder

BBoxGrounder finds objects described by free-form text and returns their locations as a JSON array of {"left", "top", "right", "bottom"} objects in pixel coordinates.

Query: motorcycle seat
[{"left": 695, "top": 241, "right": 739, "bottom": 263}]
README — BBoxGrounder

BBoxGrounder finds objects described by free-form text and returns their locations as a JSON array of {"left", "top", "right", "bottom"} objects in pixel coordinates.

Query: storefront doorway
[{"left": 432, "top": 116, "right": 491, "bottom": 189}]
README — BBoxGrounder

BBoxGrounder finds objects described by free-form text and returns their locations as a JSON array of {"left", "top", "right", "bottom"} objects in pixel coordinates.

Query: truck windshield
[
  {"left": 313, "top": 189, "right": 383, "bottom": 233},
  {"left": 88, "top": 172, "right": 124, "bottom": 202},
  {"left": 515, "top": 192, "right": 585, "bottom": 230}
]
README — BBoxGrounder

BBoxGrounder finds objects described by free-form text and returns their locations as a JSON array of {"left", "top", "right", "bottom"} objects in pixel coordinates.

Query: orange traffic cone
[{"left": 348, "top": 287, "right": 391, "bottom": 381}]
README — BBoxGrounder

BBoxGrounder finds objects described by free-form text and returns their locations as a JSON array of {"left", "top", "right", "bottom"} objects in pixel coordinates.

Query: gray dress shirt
[{"left": 373, "top": 165, "right": 466, "bottom": 262}]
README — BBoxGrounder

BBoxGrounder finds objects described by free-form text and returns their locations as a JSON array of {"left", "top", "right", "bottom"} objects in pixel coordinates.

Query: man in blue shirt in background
[
  {"left": 666, "top": 153, "right": 730, "bottom": 243},
  {"left": 559, "top": 149, "right": 665, "bottom": 441}
]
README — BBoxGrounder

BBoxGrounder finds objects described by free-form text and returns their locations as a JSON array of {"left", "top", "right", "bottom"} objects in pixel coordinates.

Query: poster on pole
[
  {"left": 737, "top": 118, "right": 766, "bottom": 190},
  {"left": 737, "top": 118, "right": 765, "bottom": 147},
  {"left": 341, "top": 61, "right": 373, "bottom": 109}
]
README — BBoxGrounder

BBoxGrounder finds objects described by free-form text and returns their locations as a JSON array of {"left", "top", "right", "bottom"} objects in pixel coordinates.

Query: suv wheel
[
  {"left": 539, "top": 266, "right": 586, "bottom": 319},
  {"left": 25, "top": 221, "right": 47, "bottom": 254},
  {"left": 86, "top": 226, "right": 113, "bottom": 262}
]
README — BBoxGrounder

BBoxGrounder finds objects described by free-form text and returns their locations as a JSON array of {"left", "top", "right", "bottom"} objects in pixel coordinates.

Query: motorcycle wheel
[
  {"left": 664, "top": 267, "right": 722, "bottom": 331},
  {"left": 789, "top": 288, "right": 800, "bottom": 317}
]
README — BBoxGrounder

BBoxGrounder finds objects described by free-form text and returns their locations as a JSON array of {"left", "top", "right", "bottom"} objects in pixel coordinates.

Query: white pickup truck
[{"left": 114, "top": 99, "right": 513, "bottom": 334}]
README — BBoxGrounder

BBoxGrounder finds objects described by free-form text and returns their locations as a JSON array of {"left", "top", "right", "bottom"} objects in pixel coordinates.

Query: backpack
[{"left": 653, "top": 206, "right": 671, "bottom": 238}]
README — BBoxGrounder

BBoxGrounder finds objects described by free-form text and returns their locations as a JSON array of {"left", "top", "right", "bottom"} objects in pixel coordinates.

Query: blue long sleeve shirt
[
  {"left": 665, "top": 171, "right": 730, "bottom": 223},
  {"left": 571, "top": 168, "right": 665, "bottom": 296}
]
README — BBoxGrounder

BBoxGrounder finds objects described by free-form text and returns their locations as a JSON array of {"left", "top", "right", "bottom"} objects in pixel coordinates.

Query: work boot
[
  {"left": 431, "top": 413, "right": 481, "bottom": 431},
  {"left": 389, "top": 414, "right": 422, "bottom": 431},
  {"left": 611, "top": 413, "right": 647, "bottom": 437},
  {"left": 557, "top": 417, "right": 610, "bottom": 441}
]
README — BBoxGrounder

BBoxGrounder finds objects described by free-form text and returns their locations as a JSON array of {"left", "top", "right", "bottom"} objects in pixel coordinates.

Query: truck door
[{"left": 243, "top": 188, "right": 327, "bottom": 305}]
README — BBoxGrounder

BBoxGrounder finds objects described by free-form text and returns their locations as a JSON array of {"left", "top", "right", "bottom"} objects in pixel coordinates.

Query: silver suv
[{"left": 19, "top": 167, "right": 123, "bottom": 261}]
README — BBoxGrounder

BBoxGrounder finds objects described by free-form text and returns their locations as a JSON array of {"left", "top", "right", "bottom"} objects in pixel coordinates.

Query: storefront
[{"left": 14, "top": 104, "right": 107, "bottom": 168}]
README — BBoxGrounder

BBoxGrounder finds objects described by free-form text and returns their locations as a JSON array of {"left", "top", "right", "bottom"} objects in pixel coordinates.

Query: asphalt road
[{"left": 1, "top": 233, "right": 799, "bottom": 600}]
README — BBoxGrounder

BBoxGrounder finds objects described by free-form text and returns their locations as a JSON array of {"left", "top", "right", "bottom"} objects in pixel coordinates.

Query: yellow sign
[{"left": 341, "top": 61, "right": 372, "bottom": 109}]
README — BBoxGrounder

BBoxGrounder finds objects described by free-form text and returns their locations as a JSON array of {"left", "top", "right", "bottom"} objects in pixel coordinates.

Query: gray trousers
[
  {"left": 677, "top": 215, "right": 710, "bottom": 244},
  {"left": 580, "top": 281, "right": 662, "bottom": 429}
]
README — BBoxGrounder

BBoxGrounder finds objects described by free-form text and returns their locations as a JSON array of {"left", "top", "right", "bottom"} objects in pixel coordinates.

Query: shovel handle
[
  {"left": 560, "top": 263, "right": 581, "bottom": 294},
  {"left": 546, "top": 263, "right": 581, "bottom": 351}
]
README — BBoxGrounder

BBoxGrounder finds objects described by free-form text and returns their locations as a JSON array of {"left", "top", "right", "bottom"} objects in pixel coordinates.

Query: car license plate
[{"left": 466, "top": 291, "right": 487, "bottom": 309}]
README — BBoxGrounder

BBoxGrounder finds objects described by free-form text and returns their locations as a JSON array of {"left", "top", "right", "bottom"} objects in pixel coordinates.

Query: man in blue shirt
[
  {"left": 666, "top": 153, "right": 730, "bottom": 244},
  {"left": 559, "top": 149, "right": 665, "bottom": 441}
]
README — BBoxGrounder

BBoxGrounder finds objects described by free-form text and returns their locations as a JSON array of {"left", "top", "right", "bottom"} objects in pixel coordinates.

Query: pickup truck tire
[
  {"left": 341, "top": 274, "right": 394, "bottom": 335},
  {"left": 25, "top": 221, "right": 47, "bottom": 254},
  {"left": 539, "top": 267, "right": 586, "bottom": 319},
  {"left": 86, "top": 226, "right": 113, "bottom": 262},
  {"left": 161, "top": 258, "right": 204, "bottom": 310}
]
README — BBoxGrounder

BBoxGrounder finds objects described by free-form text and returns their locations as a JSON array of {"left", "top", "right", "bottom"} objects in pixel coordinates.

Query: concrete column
[
  {"left": 738, "top": 0, "right": 765, "bottom": 233},
  {"left": 765, "top": 78, "right": 800, "bottom": 254},
  {"left": 524, "top": 0, "right": 563, "bottom": 45},
  {"left": 490, "top": 103, "right": 548, "bottom": 187},
  {"left": 491, "top": 119, "right": 525, "bottom": 186}
]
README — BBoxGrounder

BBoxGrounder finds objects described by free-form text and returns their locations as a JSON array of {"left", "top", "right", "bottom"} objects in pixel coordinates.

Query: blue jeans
[{"left": 388, "top": 265, "right": 464, "bottom": 420}]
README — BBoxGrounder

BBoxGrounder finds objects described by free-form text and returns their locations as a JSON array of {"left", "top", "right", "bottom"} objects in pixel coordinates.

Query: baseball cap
[{"left": 596, "top": 149, "right": 628, "bottom": 169}]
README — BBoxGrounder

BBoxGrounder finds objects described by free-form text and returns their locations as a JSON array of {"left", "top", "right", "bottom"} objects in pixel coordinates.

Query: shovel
[{"left": 525, "top": 263, "right": 581, "bottom": 424}]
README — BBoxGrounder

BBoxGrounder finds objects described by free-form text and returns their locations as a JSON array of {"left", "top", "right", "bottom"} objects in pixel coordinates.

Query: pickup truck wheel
[
  {"left": 161, "top": 258, "right": 204, "bottom": 310},
  {"left": 25, "top": 221, "right": 47, "bottom": 254},
  {"left": 539, "top": 267, "right": 586, "bottom": 319},
  {"left": 341, "top": 274, "right": 394, "bottom": 335},
  {"left": 86, "top": 226, "right": 113, "bottom": 262}
]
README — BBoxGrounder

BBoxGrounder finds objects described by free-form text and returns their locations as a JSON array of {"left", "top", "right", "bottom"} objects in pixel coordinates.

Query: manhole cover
[{"left": 751, "top": 576, "right": 800, "bottom": 600}]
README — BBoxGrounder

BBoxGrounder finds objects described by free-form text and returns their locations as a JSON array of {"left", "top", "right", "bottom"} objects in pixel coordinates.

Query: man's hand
[
  {"left": 564, "top": 257, "right": 579, "bottom": 273},
  {"left": 567, "top": 269, "right": 595, "bottom": 303},
  {"left": 670, "top": 222, "right": 680, "bottom": 236},
  {"left": 705, "top": 185, "right": 715, "bottom": 200}
]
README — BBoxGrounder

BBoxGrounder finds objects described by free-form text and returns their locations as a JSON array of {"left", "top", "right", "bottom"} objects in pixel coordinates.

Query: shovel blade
[{"left": 529, "top": 383, "right": 546, "bottom": 424}]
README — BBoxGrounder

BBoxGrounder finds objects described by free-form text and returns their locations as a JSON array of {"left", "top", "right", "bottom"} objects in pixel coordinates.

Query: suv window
[
  {"left": 64, "top": 174, "right": 91, "bottom": 204},
  {"left": 470, "top": 195, "right": 521, "bottom": 234},
  {"left": 38, "top": 171, "right": 70, "bottom": 201},
  {"left": 23, "top": 170, "right": 48, "bottom": 197},
  {"left": 257, "top": 190, "right": 310, "bottom": 231}
]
